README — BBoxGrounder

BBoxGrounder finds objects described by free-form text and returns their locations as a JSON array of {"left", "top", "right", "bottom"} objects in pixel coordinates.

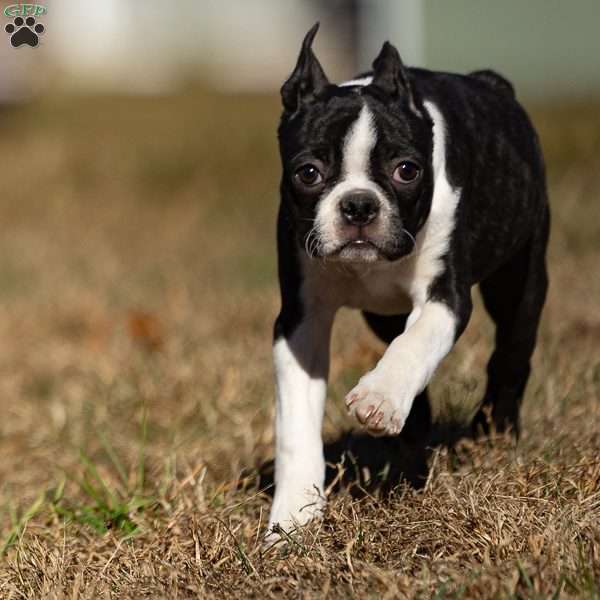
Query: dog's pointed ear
[
  {"left": 281, "top": 23, "right": 329, "bottom": 113},
  {"left": 370, "top": 41, "right": 419, "bottom": 112}
]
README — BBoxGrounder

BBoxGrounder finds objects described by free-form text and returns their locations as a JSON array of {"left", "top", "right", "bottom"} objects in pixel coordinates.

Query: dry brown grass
[{"left": 0, "top": 89, "right": 598, "bottom": 598}]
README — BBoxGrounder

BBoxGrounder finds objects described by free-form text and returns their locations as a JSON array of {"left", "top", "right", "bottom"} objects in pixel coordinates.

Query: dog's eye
[
  {"left": 393, "top": 161, "right": 421, "bottom": 184},
  {"left": 295, "top": 164, "right": 323, "bottom": 187}
]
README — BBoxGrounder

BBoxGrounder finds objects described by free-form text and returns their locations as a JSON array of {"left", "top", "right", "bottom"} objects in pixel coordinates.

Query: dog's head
[{"left": 278, "top": 24, "right": 435, "bottom": 264}]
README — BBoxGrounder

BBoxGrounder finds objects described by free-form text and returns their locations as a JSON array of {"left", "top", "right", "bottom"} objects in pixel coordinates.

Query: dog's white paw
[
  {"left": 266, "top": 484, "right": 324, "bottom": 543},
  {"left": 345, "top": 370, "right": 415, "bottom": 436}
]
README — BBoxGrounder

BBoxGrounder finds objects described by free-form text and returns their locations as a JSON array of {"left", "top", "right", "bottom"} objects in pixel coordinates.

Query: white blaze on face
[
  {"left": 341, "top": 104, "right": 377, "bottom": 179},
  {"left": 314, "top": 103, "right": 392, "bottom": 257}
]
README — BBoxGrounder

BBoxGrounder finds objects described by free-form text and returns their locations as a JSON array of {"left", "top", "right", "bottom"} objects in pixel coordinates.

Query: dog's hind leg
[
  {"left": 473, "top": 207, "right": 550, "bottom": 436},
  {"left": 362, "top": 311, "right": 432, "bottom": 443}
]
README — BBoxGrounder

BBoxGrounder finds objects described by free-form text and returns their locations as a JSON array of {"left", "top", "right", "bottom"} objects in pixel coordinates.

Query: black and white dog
[{"left": 269, "top": 24, "right": 549, "bottom": 535}]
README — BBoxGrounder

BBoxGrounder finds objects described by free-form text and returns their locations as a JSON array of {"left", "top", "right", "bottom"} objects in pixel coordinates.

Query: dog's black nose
[{"left": 340, "top": 191, "right": 380, "bottom": 226}]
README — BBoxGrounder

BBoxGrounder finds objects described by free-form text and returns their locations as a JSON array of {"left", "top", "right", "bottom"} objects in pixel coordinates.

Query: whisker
[
  {"left": 401, "top": 228, "right": 417, "bottom": 257},
  {"left": 304, "top": 229, "right": 315, "bottom": 258},
  {"left": 304, "top": 226, "right": 322, "bottom": 259}
]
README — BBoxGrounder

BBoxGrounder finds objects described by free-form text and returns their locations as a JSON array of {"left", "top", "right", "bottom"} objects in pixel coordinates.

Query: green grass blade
[{"left": 98, "top": 431, "right": 129, "bottom": 491}]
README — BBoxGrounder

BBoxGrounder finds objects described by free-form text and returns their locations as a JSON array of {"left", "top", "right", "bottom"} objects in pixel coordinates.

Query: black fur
[{"left": 275, "top": 25, "right": 549, "bottom": 436}]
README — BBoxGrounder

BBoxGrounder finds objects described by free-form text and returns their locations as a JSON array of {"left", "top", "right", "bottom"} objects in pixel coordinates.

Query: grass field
[{"left": 0, "top": 88, "right": 598, "bottom": 598}]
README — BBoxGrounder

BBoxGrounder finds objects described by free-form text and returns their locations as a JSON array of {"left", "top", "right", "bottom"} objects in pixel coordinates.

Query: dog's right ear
[{"left": 281, "top": 23, "right": 329, "bottom": 113}]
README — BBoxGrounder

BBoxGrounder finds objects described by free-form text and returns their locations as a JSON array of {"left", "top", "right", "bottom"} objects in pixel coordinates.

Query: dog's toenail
[
  {"left": 371, "top": 411, "right": 383, "bottom": 426},
  {"left": 356, "top": 405, "right": 375, "bottom": 424}
]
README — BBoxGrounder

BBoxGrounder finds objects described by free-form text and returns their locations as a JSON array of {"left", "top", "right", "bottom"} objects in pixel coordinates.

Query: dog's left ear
[
  {"left": 370, "top": 41, "right": 420, "bottom": 113},
  {"left": 281, "top": 23, "right": 330, "bottom": 113}
]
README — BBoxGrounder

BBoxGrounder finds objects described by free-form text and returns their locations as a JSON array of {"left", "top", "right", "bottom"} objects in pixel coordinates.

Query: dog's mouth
[
  {"left": 322, "top": 233, "right": 414, "bottom": 263},
  {"left": 303, "top": 225, "right": 415, "bottom": 263},
  {"left": 331, "top": 238, "right": 384, "bottom": 263}
]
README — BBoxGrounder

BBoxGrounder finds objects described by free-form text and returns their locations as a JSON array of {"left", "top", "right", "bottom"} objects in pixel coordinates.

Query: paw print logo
[{"left": 5, "top": 16, "right": 44, "bottom": 48}]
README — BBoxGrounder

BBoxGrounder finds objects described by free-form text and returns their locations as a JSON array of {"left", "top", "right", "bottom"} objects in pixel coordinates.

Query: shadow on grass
[{"left": 255, "top": 421, "right": 471, "bottom": 499}]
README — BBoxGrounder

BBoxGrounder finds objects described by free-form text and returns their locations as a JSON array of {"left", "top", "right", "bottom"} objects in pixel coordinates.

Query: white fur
[
  {"left": 269, "top": 99, "right": 462, "bottom": 532},
  {"left": 345, "top": 99, "right": 461, "bottom": 433},
  {"left": 304, "top": 99, "right": 460, "bottom": 314},
  {"left": 342, "top": 104, "right": 376, "bottom": 177},
  {"left": 410, "top": 100, "right": 461, "bottom": 303},
  {"left": 314, "top": 104, "right": 394, "bottom": 257},
  {"left": 268, "top": 307, "right": 335, "bottom": 536},
  {"left": 339, "top": 76, "right": 373, "bottom": 88},
  {"left": 346, "top": 301, "right": 456, "bottom": 434}
]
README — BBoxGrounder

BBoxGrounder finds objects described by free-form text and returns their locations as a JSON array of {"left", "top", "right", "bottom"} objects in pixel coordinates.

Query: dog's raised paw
[{"left": 345, "top": 382, "right": 405, "bottom": 436}]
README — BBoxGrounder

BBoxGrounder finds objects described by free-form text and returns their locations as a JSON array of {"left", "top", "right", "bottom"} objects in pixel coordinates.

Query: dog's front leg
[
  {"left": 267, "top": 306, "right": 334, "bottom": 537},
  {"left": 347, "top": 299, "right": 471, "bottom": 436}
]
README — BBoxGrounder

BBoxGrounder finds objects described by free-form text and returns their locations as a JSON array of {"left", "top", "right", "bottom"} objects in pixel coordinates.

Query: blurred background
[
  {"left": 0, "top": 1, "right": 599, "bottom": 587},
  {"left": 4, "top": 0, "right": 600, "bottom": 98}
]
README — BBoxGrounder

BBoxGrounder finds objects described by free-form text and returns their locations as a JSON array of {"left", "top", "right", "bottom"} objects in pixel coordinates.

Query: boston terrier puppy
[{"left": 268, "top": 24, "right": 549, "bottom": 536}]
